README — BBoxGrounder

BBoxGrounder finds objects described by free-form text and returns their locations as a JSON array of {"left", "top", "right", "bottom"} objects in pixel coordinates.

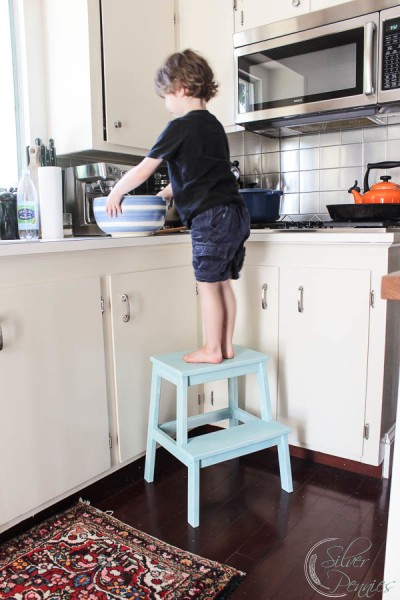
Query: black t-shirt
[{"left": 147, "top": 110, "right": 242, "bottom": 227}]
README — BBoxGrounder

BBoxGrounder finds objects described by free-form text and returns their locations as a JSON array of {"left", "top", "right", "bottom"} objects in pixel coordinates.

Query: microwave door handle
[{"left": 363, "top": 21, "right": 376, "bottom": 95}]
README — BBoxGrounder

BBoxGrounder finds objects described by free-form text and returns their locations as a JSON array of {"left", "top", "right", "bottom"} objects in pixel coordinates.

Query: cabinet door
[
  {"left": 109, "top": 267, "right": 198, "bottom": 463},
  {"left": 0, "top": 277, "right": 110, "bottom": 527},
  {"left": 234, "top": 0, "right": 310, "bottom": 32},
  {"left": 310, "top": 0, "right": 350, "bottom": 10},
  {"left": 278, "top": 267, "right": 371, "bottom": 460},
  {"left": 178, "top": 0, "right": 236, "bottom": 129},
  {"left": 101, "top": 0, "right": 175, "bottom": 149},
  {"left": 204, "top": 265, "right": 279, "bottom": 419}
]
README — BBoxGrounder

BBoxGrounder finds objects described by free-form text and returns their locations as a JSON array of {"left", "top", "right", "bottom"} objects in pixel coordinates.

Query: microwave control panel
[{"left": 382, "top": 17, "right": 400, "bottom": 90}]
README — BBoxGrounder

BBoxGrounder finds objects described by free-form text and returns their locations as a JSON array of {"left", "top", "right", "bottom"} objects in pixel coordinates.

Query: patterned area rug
[{"left": 0, "top": 502, "right": 244, "bottom": 599}]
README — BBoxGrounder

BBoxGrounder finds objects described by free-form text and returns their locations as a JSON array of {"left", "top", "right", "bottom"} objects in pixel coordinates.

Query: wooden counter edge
[{"left": 382, "top": 271, "right": 400, "bottom": 301}]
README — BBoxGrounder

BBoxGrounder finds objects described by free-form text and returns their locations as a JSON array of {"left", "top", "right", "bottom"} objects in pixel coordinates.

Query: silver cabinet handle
[
  {"left": 121, "top": 294, "right": 130, "bottom": 322},
  {"left": 292, "top": 0, "right": 300, "bottom": 6},
  {"left": 0, "top": 324, "right": 3, "bottom": 350},
  {"left": 363, "top": 21, "right": 376, "bottom": 95},
  {"left": 114, "top": 121, "right": 122, "bottom": 128},
  {"left": 261, "top": 283, "right": 268, "bottom": 310},
  {"left": 298, "top": 286, "right": 304, "bottom": 313}
]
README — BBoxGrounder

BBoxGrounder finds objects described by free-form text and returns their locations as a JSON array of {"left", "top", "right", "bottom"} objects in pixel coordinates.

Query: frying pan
[{"left": 327, "top": 203, "right": 400, "bottom": 222}]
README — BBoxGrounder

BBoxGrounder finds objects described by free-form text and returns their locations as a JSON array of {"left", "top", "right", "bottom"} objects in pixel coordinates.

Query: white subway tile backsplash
[
  {"left": 320, "top": 145, "right": 341, "bottom": 169},
  {"left": 300, "top": 170, "right": 319, "bottom": 192},
  {"left": 281, "top": 149, "right": 299, "bottom": 172},
  {"left": 262, "top": 173, "right": 281, "bottom": 190},
  {"left": 340, "top": 143, "right": 362, "bottom": 168},
  {"left": 320, "top": 131, "right": 341, "bottom": 146},
  {"left": 243, "top": 131, "right": 262, "bottom": 155},
  {"left": 364, "top": 141, "right": 386, "bottom": 165},
  {"left": 340, "top": 167, "right": 363, "bottom": 191},
  {"left": 281, "top": 171, "right": 299, "bottom": 193},
  {"left": 244, "top": 153, "right": 262, "bottom": 176},
  {"left": 281, "top": 193, "right": 300, "bottom": 214},
  {"left": 261, "top": 152, "right": 280, "bottom": 173},
  {"left": 228, "top": 122, "right": 399, "bottom": 217},
  {"left": 387, "top": 124, "right": 400, "bottom": 140},
  {"left": 300, "top": 147, "right": 319, "bottom": 170},
  {"left": 300, "top": 192, "right": 319, "bottom": 214},
  {"left": 320, "top": 168, "right": 340, "bottom": 191},
  {"left": 363, "top": 127, "right": 387, "bottom": 142},
  {"left": 281, "top": 136, "right": 300, "bottom": 150},
  {"left": 299, "top": 134, "right": 320, "bottom": 148},
  {"left": 341, "top": 129, "right": 363, "bottom": 144}
]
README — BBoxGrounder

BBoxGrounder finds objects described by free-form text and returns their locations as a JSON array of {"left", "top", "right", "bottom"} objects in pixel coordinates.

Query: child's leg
[
  {"left": 221, "top": 279, "right": 236, "bottom": 360},
  {"left": 184, "top": 281, "right": 224, "bottom": 364}
]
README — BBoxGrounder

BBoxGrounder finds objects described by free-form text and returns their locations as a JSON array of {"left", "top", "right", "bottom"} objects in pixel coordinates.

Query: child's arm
[
  {"left": 157, "top": 183, "right": 173, "bottom": 202},
  {"left": 106, "top": 156, "right": 163, "bottom": 217}
]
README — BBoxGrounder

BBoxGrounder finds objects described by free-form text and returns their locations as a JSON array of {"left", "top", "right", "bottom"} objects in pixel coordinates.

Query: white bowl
[{"left": 93, "top": 195, "right": 167, "bottom": 237}]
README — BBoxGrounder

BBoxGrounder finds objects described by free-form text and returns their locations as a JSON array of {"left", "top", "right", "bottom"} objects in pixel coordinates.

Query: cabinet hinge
[
  {"left": 364, "top": 424, "right": 370, "bottom": 440},
  {"left": 241, "top": 10, "right": 244, "bottom": 26},
  {"left": 370, "top": 290, "right": 375, "bottom": 308},
  {"left": 211, "top": 390, "right": 214, "bottom": 406},
  {"left": 198, "top": 394, "right": 201, "bottom": 406},
  {"left": 233, "top": 0, "right": 237, "bottom": 10},
  {"left": 173, "top": 12, "right": 176, "bottom": 25},
  {"left": 101, "top": 296, "right": 105, "bottom": 314},
  {"left": 109, "top": 434, "right": 113, "bottom": 449}
]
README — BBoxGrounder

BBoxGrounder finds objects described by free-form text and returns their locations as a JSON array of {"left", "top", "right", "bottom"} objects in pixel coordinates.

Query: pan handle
[{"left": 364, "top": 161, "right": 400, "bottom": 192}]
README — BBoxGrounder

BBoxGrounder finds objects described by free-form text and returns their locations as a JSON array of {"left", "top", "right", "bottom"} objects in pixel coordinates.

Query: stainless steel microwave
[{"left": 234, "top": 1, "right": 400, "bottom": 134}]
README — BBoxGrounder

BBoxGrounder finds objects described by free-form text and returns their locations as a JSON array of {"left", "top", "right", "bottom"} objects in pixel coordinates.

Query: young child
[{"left": 106, "top": 49, "right": 250, "bottom": 364}]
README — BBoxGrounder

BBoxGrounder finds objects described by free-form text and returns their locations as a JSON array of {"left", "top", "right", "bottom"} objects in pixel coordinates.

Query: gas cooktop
[{"left": 251, "top": 215, "right": 400, "bottom": 230}]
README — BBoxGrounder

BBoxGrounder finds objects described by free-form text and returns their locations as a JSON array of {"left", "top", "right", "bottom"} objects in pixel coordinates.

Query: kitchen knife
[{"left": 48, "top": 139, "right": 57, "bottom": 166}]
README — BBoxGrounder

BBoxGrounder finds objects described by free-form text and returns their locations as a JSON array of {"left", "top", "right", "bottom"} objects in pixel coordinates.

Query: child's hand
[{"left": 106, "top": 192, "right": 123, "bottom": 218}]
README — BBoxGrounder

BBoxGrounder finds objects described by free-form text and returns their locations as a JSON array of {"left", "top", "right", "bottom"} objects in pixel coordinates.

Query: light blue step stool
[{"left": 144, "top": 345, "right": 293, "bottom": 528}]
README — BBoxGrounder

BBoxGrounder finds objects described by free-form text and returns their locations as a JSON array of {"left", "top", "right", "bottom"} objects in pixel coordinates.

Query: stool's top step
[{"left": 150, "top": 345, "right": 269, "bottom": 376}]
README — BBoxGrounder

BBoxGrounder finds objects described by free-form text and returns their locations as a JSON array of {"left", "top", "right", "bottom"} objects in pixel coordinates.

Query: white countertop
[{"left": 1, "top": 228, "right": 400, "bottom": 257}]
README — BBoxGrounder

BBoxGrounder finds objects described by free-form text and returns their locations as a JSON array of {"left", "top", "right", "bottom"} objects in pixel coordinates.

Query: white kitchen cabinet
[
  {"left": 310, "top": 0, "right": 351, "bottom": 11},
  {"left": 278, "top": 267, "right": 371, "bottom": 461},
  {"left": 234, "top": 0, "right": 310, "bottom": 32},
  {"left": 178, "top": 0, "right": 239, "bottom": 131},
  {"left": 43, "top": 0, "right": 175, "bottom": 156},
  {"left": 109, "top": 266, "right": 199, "bottom": 463},
  {"left": 203, "top": 265, "right": 279, "bottom": 419},
  {"left": 0, "top": 276, "right": 110, "bottom": 527}
]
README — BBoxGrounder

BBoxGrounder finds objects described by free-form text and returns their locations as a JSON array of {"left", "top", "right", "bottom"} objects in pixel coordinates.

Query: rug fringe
[{"left": 78, "top": 498, "right": 91, "bottom": 506}]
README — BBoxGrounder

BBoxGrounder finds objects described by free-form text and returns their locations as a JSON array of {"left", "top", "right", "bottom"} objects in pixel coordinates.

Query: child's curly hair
[{"left": 155, "top": 49, "right": 218, "bottom": 103}]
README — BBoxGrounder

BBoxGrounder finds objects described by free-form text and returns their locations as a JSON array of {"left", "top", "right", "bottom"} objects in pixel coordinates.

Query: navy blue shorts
[{"left": 190, "top": 203, "right": 250, "bottom": 283}]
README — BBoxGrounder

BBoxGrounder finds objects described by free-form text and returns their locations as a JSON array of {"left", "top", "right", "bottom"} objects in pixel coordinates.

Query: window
[{"left": 0, "top": 0, "right": 20, "bottom": 190}]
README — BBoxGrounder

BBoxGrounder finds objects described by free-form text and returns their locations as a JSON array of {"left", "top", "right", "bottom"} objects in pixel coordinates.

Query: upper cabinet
[
  {"left": 43, "top": 0, "right": 176, "bottom": 156},
  {"left": 177, "top": 0, "right": 238, "bottom": 131},
  {"left": 234, "top": 0, "right": 310, "bottom": 32}
]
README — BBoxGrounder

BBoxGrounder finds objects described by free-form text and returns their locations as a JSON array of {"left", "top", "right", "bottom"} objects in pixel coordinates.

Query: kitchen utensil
[
  {"left": 327, "top": 203, "right": 400, "bottom": 222},
  {"left": 239, "top": 188, "right": 282, "bottom": 223},
  {"left": 93, "top": 195, "right": 167, "bottom": 236},
  {"left": 0, "top": 191, "right": 18, "bottom": 240},
  {"left": 348, "top": 161, "right": 400, "bottom": 204},
  {"left": 48, "top": 139, "right": 57, "bottom": 166}
]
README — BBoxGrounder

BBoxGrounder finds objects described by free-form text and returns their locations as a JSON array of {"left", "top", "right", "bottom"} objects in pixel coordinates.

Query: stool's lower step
[{"left": 184, "top": 420, "right": 290, "bottom": 463}]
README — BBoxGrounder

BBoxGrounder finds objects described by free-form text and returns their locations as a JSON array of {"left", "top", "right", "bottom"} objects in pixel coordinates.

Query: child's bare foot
[{"left": 183, "top": 347, "right": 223, "bottom": 364}]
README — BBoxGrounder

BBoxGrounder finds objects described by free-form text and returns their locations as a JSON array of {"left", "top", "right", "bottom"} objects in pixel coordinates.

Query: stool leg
[
  {"left": 228, "top": 377, "right": 239, "bottom": 427},
  {"left": 144, "top": 369, "right": 162, "bottom": 483},
  {"left": 176, "top": 375, "right": 189, "bottom": 446},
  {"left": 188, "top": 460, "right": 200, "bottom": 528},
  {"left": 256, "top": 361, "right": 272, "bottom": 421},
  {"left": 277, "top": 434, "right": 293, "bottom": 493}
]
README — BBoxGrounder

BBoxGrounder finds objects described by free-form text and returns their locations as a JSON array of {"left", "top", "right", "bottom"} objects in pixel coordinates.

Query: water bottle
[{"left": 17, "top": 169, "right": 40, "bottom": 240}]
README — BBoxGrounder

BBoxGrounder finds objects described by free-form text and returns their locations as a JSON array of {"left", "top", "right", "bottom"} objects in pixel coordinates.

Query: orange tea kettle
[{"left": 348, "top": 161, "right": 400, "bottom": 204}]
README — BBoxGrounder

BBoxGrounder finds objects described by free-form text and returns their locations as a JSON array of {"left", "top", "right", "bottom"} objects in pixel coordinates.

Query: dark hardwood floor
[
  {"left": 1, "top": 435, "right": 390, "bottom": 600},
  {"left": 93, "top": 443, "right": 390, "bottom": 599}
]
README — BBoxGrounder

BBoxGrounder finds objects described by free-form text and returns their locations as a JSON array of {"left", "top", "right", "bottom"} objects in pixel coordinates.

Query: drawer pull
[
  {"left": 0, "top": 324, "right": 3, "bottom": 350},
  {"left": 261, "top": 283, "right": 268, "bottom": 310},
  {"left": 121, "top": 294, "right": 130, "bottom": 322},
  {"left": 298, "top": 286, "right": 304, "bottom": 313}
]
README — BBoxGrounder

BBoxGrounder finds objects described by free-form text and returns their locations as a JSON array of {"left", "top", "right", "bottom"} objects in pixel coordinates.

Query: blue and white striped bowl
[{"left": 93, "top": 195, "right": 167, "bottom": 237}]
